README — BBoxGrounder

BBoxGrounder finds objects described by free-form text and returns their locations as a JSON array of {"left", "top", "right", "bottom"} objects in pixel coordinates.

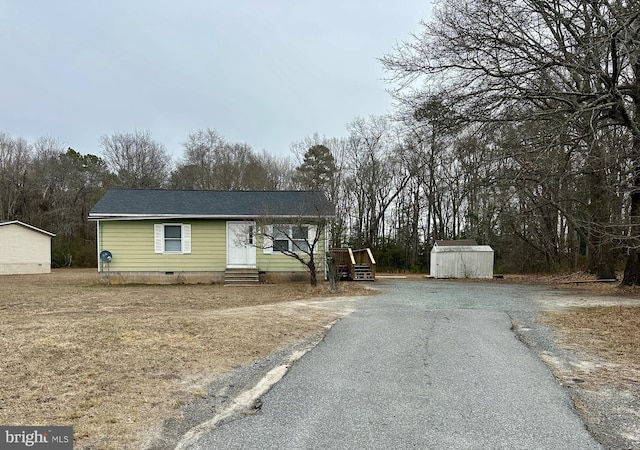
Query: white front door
[{"left": 227, "top": 221, "right": 257, "bottom": 268}]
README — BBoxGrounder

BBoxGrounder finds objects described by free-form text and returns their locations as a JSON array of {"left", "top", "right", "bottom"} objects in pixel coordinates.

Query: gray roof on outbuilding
[
  {"left": 432, "top": 239, "right": 493, "bottom": 253},
  {"left": 89, "top": 189, "right": 334, "bottom": 219},
  {"left": 434, "top": 240, "right": 478, "bottom": 246}
]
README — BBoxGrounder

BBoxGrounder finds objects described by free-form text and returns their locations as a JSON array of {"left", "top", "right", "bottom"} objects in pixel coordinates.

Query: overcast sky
[{"left": 0, "top": 1, "right": 431, "bottom": 161}]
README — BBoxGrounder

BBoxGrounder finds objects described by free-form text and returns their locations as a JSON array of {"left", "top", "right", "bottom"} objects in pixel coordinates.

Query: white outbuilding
[
  {"left": 0, "top": 221, "right": 56, "bottom": 275},
  {"left": 430, "top": 240, "right": 494, "bottom": 279}
]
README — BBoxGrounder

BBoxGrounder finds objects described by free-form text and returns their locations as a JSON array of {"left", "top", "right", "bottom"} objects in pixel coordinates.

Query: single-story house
[
  {"left": 0, "top": 220, "right": 56, "bottom": 275},
  {"left": 88, "top": 189, "right": 334, "bottom": 284},
  {"left": 430, "top": 240, "right": 494, "bottom": 279}
]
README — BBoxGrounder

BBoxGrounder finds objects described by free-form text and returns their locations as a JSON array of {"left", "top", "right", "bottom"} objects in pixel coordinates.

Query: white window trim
[
  {"left": 154, "top": 223, "right": 192, "bottom": 254},
  {"left": 263, "top": 224, "right": 317, "bottom": 255}
]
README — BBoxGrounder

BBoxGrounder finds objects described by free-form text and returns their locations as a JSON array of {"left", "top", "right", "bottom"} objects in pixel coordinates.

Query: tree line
[
  {"left": 0, "top": 130, "right": 295, "bottom": 267},
  {"left": 381, "top": 0, "right": 640, "bottom": 284},
  {"left": 2, "top": 0, "right": 639, "bottom": 282}
]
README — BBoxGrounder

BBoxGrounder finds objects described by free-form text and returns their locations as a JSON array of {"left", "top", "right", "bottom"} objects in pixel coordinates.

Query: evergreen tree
[{"left": 293, "top": 145, "right": 337, "bottom": 191}]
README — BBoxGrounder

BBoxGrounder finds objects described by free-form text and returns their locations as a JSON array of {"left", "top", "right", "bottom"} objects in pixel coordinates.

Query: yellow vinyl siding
[
  {"left": 256, "top": 232, "right": 326, "bottom": 272},
  {"left": 98, "top": 219, "right": 326, "bottom": 273},
  {"left": 98, "top": 220, "right": 226, "bottom": 272}
]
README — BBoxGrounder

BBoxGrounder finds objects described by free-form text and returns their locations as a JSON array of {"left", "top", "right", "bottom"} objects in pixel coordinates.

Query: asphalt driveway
[{"left": 178, "top": 280, "right": 602, "bottom": 449}]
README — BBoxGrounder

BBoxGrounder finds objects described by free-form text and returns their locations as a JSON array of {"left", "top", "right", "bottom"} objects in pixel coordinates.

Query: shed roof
[
  {"left": 88, "top": 189, "right": 335, "bottom": 220},
  {"left": 0, "top": 220, "right": 56, "bottom": 237},
  {"left": 434, "top": 240, "right": 478, "bottom": 246},
  {"left": 431, "top": 245, "right": 493, "bottom": 253}
]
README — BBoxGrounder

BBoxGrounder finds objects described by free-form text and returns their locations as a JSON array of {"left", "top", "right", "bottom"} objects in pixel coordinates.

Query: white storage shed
[
  {"left": 430, "top": 240, "right": 494, "bottom": 279},
  {"left": 0, "top": 221, "right": 55, "bottom": 275}
]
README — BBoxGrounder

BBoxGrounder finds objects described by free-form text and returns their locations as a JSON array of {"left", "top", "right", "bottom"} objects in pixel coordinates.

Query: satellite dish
[
  {"left": 100, "top": 250, "right": 112, "bottom": 263},
  {"left": 100, "top": 250, "right": 113, "bottom": 285}
]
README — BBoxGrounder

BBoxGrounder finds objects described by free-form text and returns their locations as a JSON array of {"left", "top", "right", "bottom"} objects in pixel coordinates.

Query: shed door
[{"left": 227, "top": 221, "right": 256, "bottom": 268}]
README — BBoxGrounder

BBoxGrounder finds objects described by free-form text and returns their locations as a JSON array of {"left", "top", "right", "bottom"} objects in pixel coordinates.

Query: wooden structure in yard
[{"left": 329, "top": 248, "right": 376, "bottom": 281}]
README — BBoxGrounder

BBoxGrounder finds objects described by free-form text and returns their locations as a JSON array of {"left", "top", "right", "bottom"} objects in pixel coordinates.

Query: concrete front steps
[{"left": 224, "top": 268, "right": 260, "bottom": 286}]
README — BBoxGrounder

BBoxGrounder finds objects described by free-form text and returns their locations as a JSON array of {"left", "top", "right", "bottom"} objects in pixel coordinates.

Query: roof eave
[
  {"left": 0, "top": 220, "right": 56, "bottom": 237},
  {"left": 88, "top": 213, "right": 335, "bottom": 221}
]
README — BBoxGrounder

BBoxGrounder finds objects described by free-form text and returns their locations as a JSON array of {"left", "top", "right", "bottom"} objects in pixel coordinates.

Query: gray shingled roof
[{"left": 89, "top": 189, "right": 334, "bottom": 219}]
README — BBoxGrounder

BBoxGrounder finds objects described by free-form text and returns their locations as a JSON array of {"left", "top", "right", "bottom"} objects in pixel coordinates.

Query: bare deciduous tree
[
  {"left": 259, "top": 220, "right": 327, "bottom": 286},
  {"left": 100, "top": 130, "right": 171, "bottom": 188},
  {"left": 174, "top": 128, "right": 291, "bottom": 190},
  {"left": 383, "top": 0, "right": 640, "bottom": 280},
  {"left": 345, "top": 115, "right": 413, "bottom": 247},
  {"left": 0, "top": 132, "right": 32, "bottom": 220}
]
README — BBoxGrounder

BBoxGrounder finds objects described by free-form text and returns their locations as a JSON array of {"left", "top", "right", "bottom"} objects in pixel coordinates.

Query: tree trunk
[
  {"left": 623, "top": 251, "right": 640, "bottom": 286},
  {"left": 592, "top": 241, "right": 616, "bottom": 280},
  {"left": 622, "top": 135, "right": 640, "bottom": 285},
  {"left": 326, "top": 253, "right": 337, "bottom": 292},
  {"left": 308, "top": 259, "right": 317, "bottom": 286},
  {"left": 585, "top": 157, "right": 616, "bottom": 279}
]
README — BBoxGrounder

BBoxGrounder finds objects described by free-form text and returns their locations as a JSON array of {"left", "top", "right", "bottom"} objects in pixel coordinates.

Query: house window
[
  {"left": 291, "top": 225, "right": 310, "bottom": 253},
  {"left": 154, "top": 224, "right": 191, "bottom": 254},
  {"left": 273, "top": 225, "right": 311, "bottom": 253},
  {"left": 273, "top": 226, "right": 289, "bottom": 252},
  {"left": 164, "top": 225, "right": 182, "bottom": 252}
]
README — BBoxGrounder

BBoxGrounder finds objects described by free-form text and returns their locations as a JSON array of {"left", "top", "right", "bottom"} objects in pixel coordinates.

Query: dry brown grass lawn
[
  {"left": 539, "top": 305, "right": 640, "bottom": 390},
  {"left": 0, "top": 269, "right": 371, "bottom": 449},
  {"left": 510, "top": 273, "right": 640, "bottom": 388}
]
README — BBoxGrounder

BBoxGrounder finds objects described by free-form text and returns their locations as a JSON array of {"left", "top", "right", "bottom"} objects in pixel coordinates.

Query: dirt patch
[{"left": 0, "top": 269, "right": 372, "bottom": 449}]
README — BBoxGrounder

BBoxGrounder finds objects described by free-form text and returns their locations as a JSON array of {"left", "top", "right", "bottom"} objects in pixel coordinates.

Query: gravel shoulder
[{"left": 148, "top": 335, "right": 325, "bottom": 449}]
